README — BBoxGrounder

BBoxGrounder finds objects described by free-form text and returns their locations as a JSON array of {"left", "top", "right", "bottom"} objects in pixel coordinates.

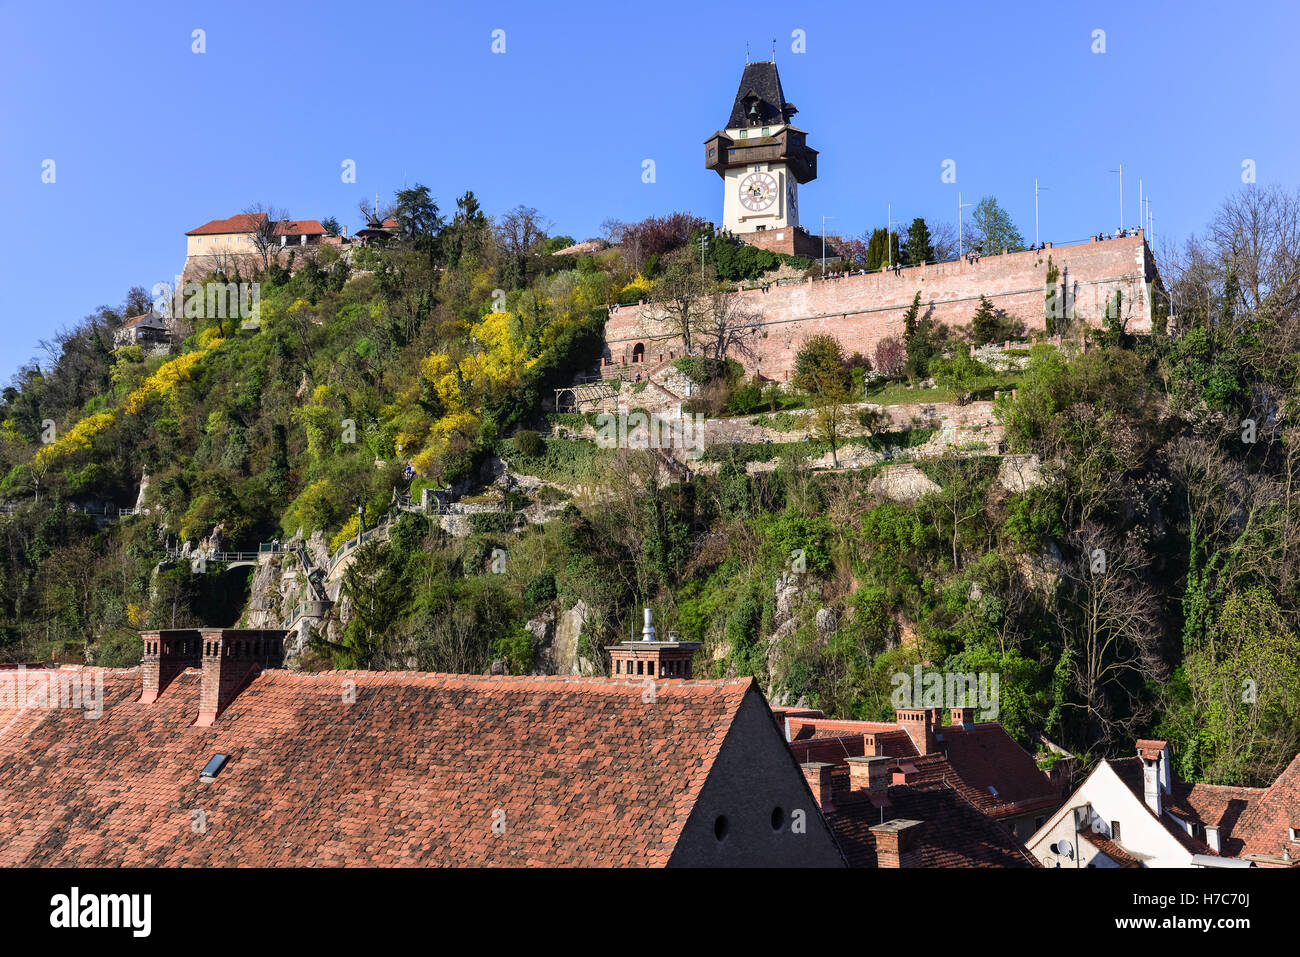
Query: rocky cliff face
[{"left": 522, "top": 601, "right": 596, "bottom": 676}]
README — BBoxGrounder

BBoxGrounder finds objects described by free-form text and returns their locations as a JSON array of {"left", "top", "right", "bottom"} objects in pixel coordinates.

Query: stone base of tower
[{"left": 736, "top": 225, "right": 827, "bottom": 259}]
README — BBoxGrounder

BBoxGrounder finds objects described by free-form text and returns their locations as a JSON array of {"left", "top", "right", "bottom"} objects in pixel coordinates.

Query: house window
[
  {"left": 739, "top": 130, "right": 748, "bottom": 139},
  {"left": 761, "top": 127, "right": 770, "bottom": 136},
  {"left": 1111, "top": 821, "right": 1121, "bottom": 841},
  {"left": 1289, "top": 827, "right": 1299, "bottom": 842},
  {"left": 708, "top": 148, "right": 715, "bottom": 157}
]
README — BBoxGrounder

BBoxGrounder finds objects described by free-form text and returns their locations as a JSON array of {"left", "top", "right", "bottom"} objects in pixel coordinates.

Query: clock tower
[{"left": 705, "top": 59, "right": 818, "bottom": 251}]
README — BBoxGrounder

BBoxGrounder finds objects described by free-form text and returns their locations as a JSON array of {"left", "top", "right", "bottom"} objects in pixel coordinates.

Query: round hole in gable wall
[
  {"left": 770, "top": 806, "right": 785, "bottom": 832},
  {"left": 714, "top": 815, "right": 729, "bottom": 842}
]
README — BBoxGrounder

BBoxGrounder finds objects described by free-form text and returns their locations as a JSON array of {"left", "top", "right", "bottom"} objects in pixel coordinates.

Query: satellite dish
[{"left": 1052, "top": 839, "right": 1075, "bottom": 860}]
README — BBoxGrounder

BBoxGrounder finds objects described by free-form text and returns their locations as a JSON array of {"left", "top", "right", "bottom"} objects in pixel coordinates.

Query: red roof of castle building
[
  {"left": 186, "top": 214, "right": 326, "bottom": 237},
  {"left": 0, "top": 666, "right": 760, "bottom": 867}
]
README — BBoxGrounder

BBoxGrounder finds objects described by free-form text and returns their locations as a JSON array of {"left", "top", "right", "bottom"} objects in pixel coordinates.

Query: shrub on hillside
[
  {"left": 524, "top": 571, "right": 558, "bottom": 609},
  {"left": 513, "top": 429, "right": 544, "bottom": 457}
]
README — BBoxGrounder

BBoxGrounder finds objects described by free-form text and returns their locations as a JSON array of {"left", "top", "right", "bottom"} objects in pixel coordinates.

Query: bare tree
[
  {"left": 1207, "top": 185, "right": 1300, "bottom": 319},
  {"left": 600, "top": 217, "right": 628, "bottom": 245},
  {"left": 929, "top": 220, "right": 959, "bottom": 262},
  {"left": 1055, "top": 526, "right": 1165, "bottom": 744},
  {"left": 358, "top": 196, "right": 395, "bottom": 228},
  {"left": 243, "top": 203, "right": 290, "bottom": 271},
  {"left": 697, "top": 289, "right": 762, "bottom": 364},
  {"left": 645, "top": 259, "right": 711, "bottom": 356},
  {"left": 496, "top": 205, "right": 551, "bottom": 258}
]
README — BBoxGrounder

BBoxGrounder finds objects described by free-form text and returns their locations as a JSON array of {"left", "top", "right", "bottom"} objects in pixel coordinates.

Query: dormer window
[
  {"left": 1290, "top": 826, "right": 1299, "bottom": 841},
  {"left": 739, "top": 130, "right": 748, "bottom": 139},
  {"left": 761, "top": 127, "right": 770, "bottom": 136}
]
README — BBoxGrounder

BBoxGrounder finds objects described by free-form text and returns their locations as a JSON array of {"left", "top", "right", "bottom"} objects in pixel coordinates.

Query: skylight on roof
[{"left": 200, "top": 753, "right": 229, "bottom": 782}]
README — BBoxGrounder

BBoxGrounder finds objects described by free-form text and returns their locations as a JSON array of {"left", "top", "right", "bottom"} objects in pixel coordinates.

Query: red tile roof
[
  {"left": 186, "top": 214, "right": 326, "bottom": 237},
  {"left": 0, "top": 667, "right": 759, "bottom": 867},
  {"left": 1109, "top": 756, "right": 1222, "bottom": 858},
  {"left": 1227, "top": 753, "right": 1300, "bottom": 863},
  {"left": 827, "top": 783, "right": 1040, "bottom": 868},
  {"left": 786, "top": 717, "right": 1060, "bottom": 820},
  {"left": 1078, "top": 830, "right": 1140, "bottom": 867},
  {"left": 1113, "top": 751, "right": 1300, "bottom": 864}
]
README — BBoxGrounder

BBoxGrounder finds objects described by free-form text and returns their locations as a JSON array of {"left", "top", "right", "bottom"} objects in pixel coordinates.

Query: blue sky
[{"left": 2, "top": 0, "right": 1298, "bottom": 383}]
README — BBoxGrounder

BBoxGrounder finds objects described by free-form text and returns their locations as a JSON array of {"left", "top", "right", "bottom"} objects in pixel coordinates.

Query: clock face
[{"left": 738, "top": 171, "right": 778, "bottom": 212}]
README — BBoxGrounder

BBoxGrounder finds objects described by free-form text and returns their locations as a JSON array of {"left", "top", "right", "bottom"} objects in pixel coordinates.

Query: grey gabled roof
[{"left": 726, "top": 61, "right": 798, "bottom": 128}]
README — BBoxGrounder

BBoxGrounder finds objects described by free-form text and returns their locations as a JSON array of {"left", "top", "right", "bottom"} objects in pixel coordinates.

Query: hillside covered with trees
[{"left": 2, "top": 185, "right": 1299, "bottom": 789}]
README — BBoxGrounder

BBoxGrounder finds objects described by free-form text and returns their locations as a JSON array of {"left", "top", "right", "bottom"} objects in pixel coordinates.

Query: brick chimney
[
  {"left": 863, "top": 731, "right": 885, "bottom": 756},
  {"left": 607, "top": 608, "right": 701, "bottom": 679},
  {"left": 196, "top": 629, "right": 286, "bottom": 726},
  {"left": 801, "top": 762, "right": 835, "bottom": 813},
  {"left": 871, "top": 819, "right": 925, "bottom": 868},
  {"left": 139, "top": 629, "right": 202, "bottom": 703},
  {"left": 896, "top": 708, "right": 939, "bottom": 754},
  {"left": 846, "top": 755, "right": 892, "bottom": 804},
  {"left": 950, "top": 706, "right": 975, "bottom": 727}
]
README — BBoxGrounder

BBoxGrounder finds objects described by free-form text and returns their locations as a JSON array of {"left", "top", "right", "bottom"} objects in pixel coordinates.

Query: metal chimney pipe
[{"left": 641, "top": 607, "right": 656, "bottom": 642}]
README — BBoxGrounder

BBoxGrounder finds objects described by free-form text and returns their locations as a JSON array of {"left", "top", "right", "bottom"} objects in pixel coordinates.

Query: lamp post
[
  {"left": 958, "top": 192, "right": 973, "bottom": 258},
  {"left": 1034, "top": 179, "right": 1049, "bottom": 248},
  {"left": 356, "top": 503, "right": 364, "bottom": 547},
  {"left": 821, "top": 215, "right": 835, "bottom": 277},
  {"left": 886, "top": 203, "right": 905, "bottom": 269},
  {"left": 1109, "top": 163, "right": 1124, "bottom": 234}
]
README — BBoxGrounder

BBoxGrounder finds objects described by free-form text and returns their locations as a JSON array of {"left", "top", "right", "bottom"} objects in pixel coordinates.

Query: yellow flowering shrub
[
  {"left": 123, "top": 339, "right": 219, "bottom": 415},
  {"left": 32, "top": 411, "right": 116, "bottom": 468},
  {"left": 620, "top": 272, "right": 651, "bottom": 299},
  {"left": 329, "top": 514, "right": 360, "bottom": 553}
]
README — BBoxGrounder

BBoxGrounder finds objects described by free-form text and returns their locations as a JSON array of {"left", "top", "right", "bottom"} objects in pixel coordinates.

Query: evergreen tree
[
  {"left": 1044, "top": 256, "right": 1061, "bottom": 337},
  {"left": 902, "top": 290, "right": 921, "bottom": 343},
  {"left": 901, "top": 292, "right": 937, "bottom": 381},
  {"left": 865, "top": 228, "right": 900, "bottom": 270},
  {"left": 904, "top": 218, "right": 935, "bottom": 265},
  {"left": 971, "top": 295, "right": 999, "bottom": 345}
]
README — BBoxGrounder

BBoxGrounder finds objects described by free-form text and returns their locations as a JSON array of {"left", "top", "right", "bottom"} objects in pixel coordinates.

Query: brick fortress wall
[{"left": 604, "top": 233, "right": 1160, "bottom": 382}]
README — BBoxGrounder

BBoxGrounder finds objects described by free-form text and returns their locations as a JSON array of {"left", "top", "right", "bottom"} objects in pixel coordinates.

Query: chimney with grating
[
  {"left": 139, "top": 629, "right": 203, "bottom": 704},
  {"left": 196, "top": 629, "right": 286, "bottom": 726}
]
